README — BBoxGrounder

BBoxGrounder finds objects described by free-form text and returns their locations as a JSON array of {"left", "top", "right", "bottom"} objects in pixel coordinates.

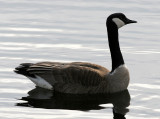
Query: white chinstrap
[{"left": 112, "top": 18, "right": 125, "bottom": 28}]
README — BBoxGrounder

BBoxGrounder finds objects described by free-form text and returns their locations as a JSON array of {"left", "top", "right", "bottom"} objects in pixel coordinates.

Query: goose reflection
[{"left": 17, "top": 87, "right": 130, "bottom": 119}]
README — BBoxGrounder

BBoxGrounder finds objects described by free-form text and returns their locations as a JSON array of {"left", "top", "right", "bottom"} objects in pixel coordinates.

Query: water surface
[{"left": 0, "top": 0, "right": 160, "bottom": 119}]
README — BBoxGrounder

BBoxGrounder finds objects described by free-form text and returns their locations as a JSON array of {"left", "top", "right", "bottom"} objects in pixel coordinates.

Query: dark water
[{"left": 0, "top": 0, "right": 160, "bottom": 119}]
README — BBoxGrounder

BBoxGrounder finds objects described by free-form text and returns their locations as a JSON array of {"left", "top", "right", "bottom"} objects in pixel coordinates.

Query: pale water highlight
[{"left": 0, "top": 0, "right": 160, "bottom": 119}]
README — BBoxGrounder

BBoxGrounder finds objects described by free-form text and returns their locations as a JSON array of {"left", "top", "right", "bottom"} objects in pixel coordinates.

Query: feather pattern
[
  {"left": 31, "top": 62, "right": 109, "bottom": 85},
  {"left": 15, "top": 62, "right": 130, "bottom": 94},
  {"left": 16, "top": 62, "right": 111, "bottom": 94}
]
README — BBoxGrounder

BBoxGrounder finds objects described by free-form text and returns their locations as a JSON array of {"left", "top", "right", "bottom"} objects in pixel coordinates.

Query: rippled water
[{"left": 0, "top": 0, "right": 160, "bottom": 119}]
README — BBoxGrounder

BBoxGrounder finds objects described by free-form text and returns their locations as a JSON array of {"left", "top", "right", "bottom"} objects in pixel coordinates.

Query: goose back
[{"left": 24, "top": 62, "right": 110, "bottom": 94}]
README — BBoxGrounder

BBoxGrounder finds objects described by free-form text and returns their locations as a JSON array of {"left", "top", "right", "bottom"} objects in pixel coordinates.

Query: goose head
[{"left": 107, "top": 13, "right": 137, "bottom": 29}]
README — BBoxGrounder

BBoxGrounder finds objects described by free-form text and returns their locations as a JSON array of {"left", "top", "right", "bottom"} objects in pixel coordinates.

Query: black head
[{"left": 107, "top": 13, "right": 137, "bottom": 28}]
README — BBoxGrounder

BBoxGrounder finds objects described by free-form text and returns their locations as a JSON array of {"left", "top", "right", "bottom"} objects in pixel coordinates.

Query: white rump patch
[
  {"left": 112, "top": 18, "right": 125, "bottom": 28},
  {"left": 27, "top": 75, "right": 53, "bottom": 90}
]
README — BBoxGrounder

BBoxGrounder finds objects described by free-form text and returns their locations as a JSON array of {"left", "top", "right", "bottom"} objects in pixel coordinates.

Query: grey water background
[{"left": 0, "top": 0, "right": 160, "bottom": 119}]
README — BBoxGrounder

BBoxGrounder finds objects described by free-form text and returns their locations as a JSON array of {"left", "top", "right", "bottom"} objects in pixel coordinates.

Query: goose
[{"left": 14, "top": 13, "right": 137, "bottom": 94}]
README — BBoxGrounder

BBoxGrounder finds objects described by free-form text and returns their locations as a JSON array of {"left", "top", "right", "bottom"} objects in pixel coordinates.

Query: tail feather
[
  {"left": 14, "top": 63, "right": 35, "bottom": 78},
  {"left": 14, "top": 63, "right": 53, "bottom": 90}
]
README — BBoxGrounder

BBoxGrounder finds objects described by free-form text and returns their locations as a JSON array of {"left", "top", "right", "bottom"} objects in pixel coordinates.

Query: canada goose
[{"left": 14, "top": 13, "right": 137, "bottom": 94}]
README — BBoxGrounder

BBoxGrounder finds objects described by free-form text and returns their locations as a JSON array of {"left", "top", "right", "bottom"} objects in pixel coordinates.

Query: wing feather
[{"left": 27, "top": 62, "right": 110, "bottom": 87}]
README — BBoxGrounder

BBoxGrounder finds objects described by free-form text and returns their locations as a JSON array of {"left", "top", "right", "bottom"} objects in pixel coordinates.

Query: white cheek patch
[{"left": 112, "top": 18, "right": 125, "bottom": 28}]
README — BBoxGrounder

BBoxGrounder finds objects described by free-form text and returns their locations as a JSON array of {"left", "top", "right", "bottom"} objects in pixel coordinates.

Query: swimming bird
[{"left": 14, "top": 13, "right": 137, "bottom": 94}]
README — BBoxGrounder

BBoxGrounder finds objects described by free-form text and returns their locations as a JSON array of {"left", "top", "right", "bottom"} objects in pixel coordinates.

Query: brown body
[{"left": 26, "top": 62, "right": 110, "bottom": 94}]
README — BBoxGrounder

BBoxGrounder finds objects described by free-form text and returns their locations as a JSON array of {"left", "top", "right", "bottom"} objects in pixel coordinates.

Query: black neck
[{"left": 107, "top": 22, "right": 124, "bottom": 72}]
